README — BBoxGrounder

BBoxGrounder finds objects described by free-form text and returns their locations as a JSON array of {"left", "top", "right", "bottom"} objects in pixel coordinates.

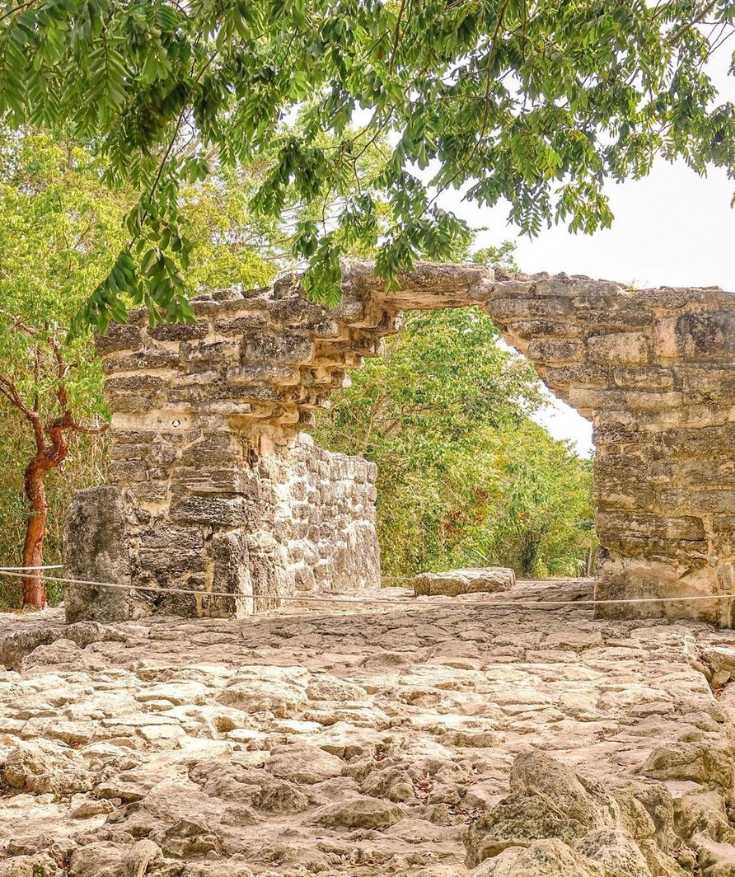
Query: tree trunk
[
  {"left": 20, "top": 416, "right": 70, "bottom": 610},
  {"left": 21, "top": 456, "right": 49, "bottom": 609}
]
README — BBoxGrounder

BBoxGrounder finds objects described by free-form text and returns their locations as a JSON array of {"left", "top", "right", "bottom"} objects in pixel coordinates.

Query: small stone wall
[
  {"left": 65, "top": 433, "right": 379, "bottom": 622},
  {"left": 277, "top": 434, "right": 379, "bottom": 594}
]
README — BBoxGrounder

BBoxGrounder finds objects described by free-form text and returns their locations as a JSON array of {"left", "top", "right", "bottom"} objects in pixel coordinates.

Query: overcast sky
[{"left": 438, "top": 52, "right": 735, "bottom": 457}]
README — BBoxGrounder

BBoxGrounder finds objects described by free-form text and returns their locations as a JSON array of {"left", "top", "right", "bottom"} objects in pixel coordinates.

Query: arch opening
[
  {"left": 310, "top": 305, "right": 596, "bottom": 585},
  {"left": 63, "top": 263, "right": 735, "bottom": 627}
]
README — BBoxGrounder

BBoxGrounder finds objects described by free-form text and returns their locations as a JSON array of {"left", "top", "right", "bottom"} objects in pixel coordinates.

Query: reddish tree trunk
[
  {"left": 20, "top": 420, "right": 69, "bottom": 609},
  {"left": 21, "top": 456, "right": 50, "bottom": 609},
  {"left": 1, "top": 328, "right": 105, "bottom": 613}
]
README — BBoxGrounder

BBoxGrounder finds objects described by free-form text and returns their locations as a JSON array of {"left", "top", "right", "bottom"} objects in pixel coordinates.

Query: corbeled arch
[{"left": 65, "top": 263, "right": 735, "bottom": 625}]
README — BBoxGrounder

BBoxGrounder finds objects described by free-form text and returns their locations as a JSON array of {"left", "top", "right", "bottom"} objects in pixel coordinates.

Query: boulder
[
  {"left": 413, "top": 568, "right": 515, "bottom": 597},
  {"left": 575, "top": 828, "right": 652, "bottom": 877},
  {"left": 465, "top": 752, "right": 617, "bottom": 868},
  {"left": 0, "top": 622, "right": 57, "bottom": 671},
  {"left": 267, "top": 745, "right": 344, "bottom": 785},
  {"left": 315, "top": 795, "right": 404, "bottom": 829},
  {"left": 470, "top": 839, "right": 599, "bottom": 876}
]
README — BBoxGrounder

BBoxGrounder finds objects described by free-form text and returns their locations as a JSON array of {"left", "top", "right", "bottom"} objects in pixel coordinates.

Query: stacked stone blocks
[{"left": 66, "top": 263, "right": 735, "bottom": 625}]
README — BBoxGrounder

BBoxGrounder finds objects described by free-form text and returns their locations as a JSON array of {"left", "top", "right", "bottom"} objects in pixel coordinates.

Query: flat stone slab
[{"left": 413, "top": 567, "right": 515, "bottom": 597}]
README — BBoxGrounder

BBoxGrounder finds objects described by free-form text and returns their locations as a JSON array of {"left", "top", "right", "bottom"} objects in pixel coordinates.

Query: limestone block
[
  {"left": 491, "top": 296, "right": 573, "bottom": 320},
  {"left": 95, "top": 322, "right": 142, "bottom": 354},
  {"left": 587, "top": 331, "right": 649, "bottom": 365},
  {"left": 148, "top": 320, "right": 209, "bottom": 341},
  {"left": 675, "top": 311, "right": 735, "bottom": 360},
  {"left": 413, "top": 567, "right": 515, "bottom": 597},
  {"left": 214, "top": 312, "right": 269, "bottom": 334},
  {"left": 102, "top": 349, "right": 180, "bottom": 373},
  {"left": 526, "top": 338, "right": 584, "bottom": 365},
  {"left": 64, "top": 486, "right": 136, "bottom": 624},
  {"left": 314, "top": 795, "right": 404, "bottom": 829},
  {"left": 242, "top": 330, "right": 313, "bottom": 364},
  {"left": 169, "top": 495, "right": 249, "bottom": 527}
]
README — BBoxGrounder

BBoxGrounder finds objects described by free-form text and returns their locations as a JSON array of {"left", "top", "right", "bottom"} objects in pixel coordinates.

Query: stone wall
[
  {"left": 65, "top": 262, "right": 735, "bottom": 624},
  {"left": 276, "top": 434, "right": 380, "bottom": 594},
  {"left": 494, "top": 274, "right": 735, "bottom": 625},
  {"left": 65, "top": 432, "right": 379, "bottom": 622}
]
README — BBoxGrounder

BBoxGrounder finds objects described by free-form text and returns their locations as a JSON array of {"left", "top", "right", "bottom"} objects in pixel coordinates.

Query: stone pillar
[
  {"left": 487, "top": 274, "right": 735, "bottom": 625},
  {"left": 63, "top": 277, "right": 387, "bottom": 620}
]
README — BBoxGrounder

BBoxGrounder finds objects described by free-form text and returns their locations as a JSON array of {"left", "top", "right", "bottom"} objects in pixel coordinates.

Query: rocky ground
[{"left": 3, "top": 580, "right": 735, "bottom": 876}]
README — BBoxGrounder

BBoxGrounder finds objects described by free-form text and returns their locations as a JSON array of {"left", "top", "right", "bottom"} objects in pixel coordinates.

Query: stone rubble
[{"left": 3, "top": 579, "right": 735, "bottom": 875}]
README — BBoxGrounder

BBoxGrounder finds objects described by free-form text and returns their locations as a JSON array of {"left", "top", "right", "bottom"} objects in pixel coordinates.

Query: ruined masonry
[{"left": 65, "top": 262, "right": 735, "bottom": 625}]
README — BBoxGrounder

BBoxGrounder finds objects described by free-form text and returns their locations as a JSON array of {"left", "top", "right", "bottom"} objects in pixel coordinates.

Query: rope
[
  {"left": 1, "top": 567, "right": 733, "bottom": 610},
  {"left": 0, "top": 565, "right": 64, "bottom": 571}
]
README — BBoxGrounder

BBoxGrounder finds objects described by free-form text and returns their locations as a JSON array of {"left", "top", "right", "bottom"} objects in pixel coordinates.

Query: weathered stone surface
[
  {"left": 413, "top": 568, "right": 515, "bottom": 597},
  {"left": 576, "top": 829, "right": 652, "bottom": 877},
  {"left": 315, "top": 795, "right": 405, "bottom": 829},
  {"left": 64, "top": 486, "right": 141, "bottom": 624},
  {"left": 464, "top": 753, "right": 616, "bottom": 867},
  {"left": 0, "top": 618, "right": 56, "bottom": 671},
  {"left": 69, "top": 262, "right": 735, "bottom": 622},
  {"left": 465, "top": 749, "right": 689, "bottom": 876},
  {"left": 470, "top": 839, "right": 600, "bottom": 876},
  {"left": 2, "top": 583, "right": 735, "bottom": 875}
]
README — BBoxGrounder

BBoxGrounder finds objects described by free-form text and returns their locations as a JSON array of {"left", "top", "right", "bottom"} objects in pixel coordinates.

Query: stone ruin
[{"left": 65, "top": 262, "right": 735, "bottom": 625}]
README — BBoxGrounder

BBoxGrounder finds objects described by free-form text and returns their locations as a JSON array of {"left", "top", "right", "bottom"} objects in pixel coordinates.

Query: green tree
[
  {"left": 0, "top": 130, "right": 280, "bottom": 607},
  {"left": 452, "top": 423, "right": 596, "bottom": 577},
  {"left": 0, "top": 132, "right": 122, "bottom": 605},
  {"left": 314, "top": 304, "right": 596, "bottom": 578},
  {"left": 2, "top": 0, "right": 733, "bottom": 325}
]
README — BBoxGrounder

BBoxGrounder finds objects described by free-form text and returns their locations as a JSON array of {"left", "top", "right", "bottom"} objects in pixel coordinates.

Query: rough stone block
[
  {"left": 169, "top": 495, "right": 248, "bottom": 527},
  {"left": 96, "top": 323, "right": 142, "bottom": 355},
  {"left": 241, "top": 331, "right": 313, "bottom": 365},
  {"left": 676, "top": 311, "right": 735, "bottom": 360},
  {"left": 587, "top": 332, "right": 649, "bottom": 365},
  {"left": 64, "top": 487, "right": 138, "bottom": 623},
  {"left": 149, "top": 321, "right": 210, "bottom": 341},
  {"left": 413, "top": 567, "right": 515, "bottom": 597}
]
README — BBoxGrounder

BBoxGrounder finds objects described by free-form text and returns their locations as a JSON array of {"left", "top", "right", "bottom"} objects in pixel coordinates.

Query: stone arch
[{"left": 65, "top": 263, "right": 735, "bottom": 626}]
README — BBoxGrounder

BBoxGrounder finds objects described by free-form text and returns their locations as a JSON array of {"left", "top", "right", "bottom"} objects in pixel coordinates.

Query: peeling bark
[{"left": 20, "top": 417, "right": 70, "bottom": 609}]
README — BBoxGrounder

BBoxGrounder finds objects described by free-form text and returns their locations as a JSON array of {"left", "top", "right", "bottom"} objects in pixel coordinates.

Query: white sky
[{"left": 437, "top": 51, "right": 735, "bottom": 458}]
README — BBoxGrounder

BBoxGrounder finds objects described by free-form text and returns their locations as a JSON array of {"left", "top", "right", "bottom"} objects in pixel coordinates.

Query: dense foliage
[
  {"left": 314, "top": 308, "right": 596, "bottom": 578},
  {"left": 0, "top": 133, "right": 121, "bottom": 606},
  {"left": 0, "top": 131, "right": 281, "bottom": 606},
  {"left": 1, "top": 1, "right": 734, "bottom": 326}
]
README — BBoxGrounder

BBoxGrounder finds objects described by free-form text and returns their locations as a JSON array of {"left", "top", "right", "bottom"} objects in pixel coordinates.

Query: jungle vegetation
[{"left": 0, "top": 133, "right": 594, "bottom": 606}]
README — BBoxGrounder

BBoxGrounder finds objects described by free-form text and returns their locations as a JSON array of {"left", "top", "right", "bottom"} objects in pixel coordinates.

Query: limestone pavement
[{"left": 3, "top": 579, "right": 735, "bottom": 875}]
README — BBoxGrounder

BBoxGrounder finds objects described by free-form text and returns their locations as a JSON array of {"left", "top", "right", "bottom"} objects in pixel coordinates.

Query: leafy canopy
[
  {"left": 2, "top": 0, "right": 735, "bottom": 326},
  {"left": 314, "top": 306, "right": 595, "bottom": 577}
]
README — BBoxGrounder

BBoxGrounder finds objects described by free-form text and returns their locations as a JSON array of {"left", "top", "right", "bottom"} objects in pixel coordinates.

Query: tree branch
[
  {"left": 667, "top": 0, "right": 721, "bottom": 44},
  {"left": 388, "top": 0, "right": 408, "bottom": 73},
  {"left": 0, "top": 0, "right": 37, "bottom": 24},
  {"left": 0, "top": 374, "right": 45, "bottom": 450}
]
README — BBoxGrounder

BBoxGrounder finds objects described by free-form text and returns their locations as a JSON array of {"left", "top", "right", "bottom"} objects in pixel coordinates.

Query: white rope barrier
[
  {"left": 0, "top": 566, "right": 733, "bottom": 610},
  {"left": 0, "top": 565, "right": 64, "bottom": 571}
]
